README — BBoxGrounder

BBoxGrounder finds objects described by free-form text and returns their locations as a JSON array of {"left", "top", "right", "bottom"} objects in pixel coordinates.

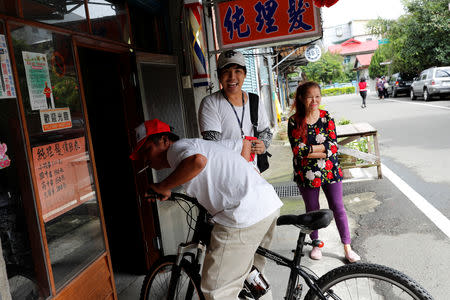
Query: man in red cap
[{"left": 130, "top": 119, "right": 282, "bottom": 300}]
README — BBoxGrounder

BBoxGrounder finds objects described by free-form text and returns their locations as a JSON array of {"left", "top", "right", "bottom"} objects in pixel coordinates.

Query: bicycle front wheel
[
  {"left": 140, "top": 255, "right": 204, "bottom": 300},
  {"left": 305, "top": 263, "right": 433, "bottom": 300}
]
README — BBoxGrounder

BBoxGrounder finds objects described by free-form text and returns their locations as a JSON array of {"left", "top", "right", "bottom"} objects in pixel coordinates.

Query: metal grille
[
  {"left": 273, "top": 182, "right": 300, "bottom": 198},
  {"left": 242, "top": 49, "right": 259, "bottom": 95},
  {"left": 139, "top": 62, "right": 186, "bottom": 182}
]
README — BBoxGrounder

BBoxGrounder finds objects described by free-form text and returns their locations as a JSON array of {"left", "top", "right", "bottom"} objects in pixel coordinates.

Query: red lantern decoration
[{"left": 314, "top": 0, "right": 339, "bottom": 8}]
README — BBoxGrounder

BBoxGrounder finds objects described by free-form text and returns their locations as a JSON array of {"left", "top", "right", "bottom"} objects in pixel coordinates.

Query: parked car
[
  {"left": 410, "top": 66, "right": 450, "bottom": 101},
  {"left": 387, "top": 72, "right": 415, "bottom": 97}
]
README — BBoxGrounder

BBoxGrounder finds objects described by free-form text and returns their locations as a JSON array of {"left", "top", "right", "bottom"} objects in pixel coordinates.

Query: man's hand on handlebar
[{"left": 147, "top": 183, "right": 171, "bottom": 201}]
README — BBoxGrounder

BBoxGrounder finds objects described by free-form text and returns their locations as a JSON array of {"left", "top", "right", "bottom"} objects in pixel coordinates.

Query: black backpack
[{"left": 248, "top": 93, "right": 271, "bottom": 173}]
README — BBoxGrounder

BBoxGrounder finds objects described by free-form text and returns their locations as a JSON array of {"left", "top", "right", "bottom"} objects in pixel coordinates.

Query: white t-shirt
[
  {"left": 166, "top": 138, "right": 282, "bottom": 228},
  {"left": 198, "top": 90, "right": 270, "bottom": 138}
]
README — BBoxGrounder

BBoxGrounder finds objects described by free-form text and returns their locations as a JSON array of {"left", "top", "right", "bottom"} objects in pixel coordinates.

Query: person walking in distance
[
  {"left": 130, "top": 119, "right": 282, "bottom": 300},
  {"left": 358, "top": 77, "right": 368, "bottom": 108},
  {"left": 376, "top": 78, "right": 384, "bottom": 99},
  {"left": 287, "top": 81, "right": 361, "bottom": 263}
]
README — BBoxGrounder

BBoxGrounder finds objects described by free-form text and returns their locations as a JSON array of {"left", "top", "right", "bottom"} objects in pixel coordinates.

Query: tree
[
  {"left": 301, "top": 52, "right": 345, "bottom": 84},
  {"left": 366, "top": 0, "right": 450, "bottom": 74},
  {"left": 368, "top": 45, "right": 391, "bottom": 78}
]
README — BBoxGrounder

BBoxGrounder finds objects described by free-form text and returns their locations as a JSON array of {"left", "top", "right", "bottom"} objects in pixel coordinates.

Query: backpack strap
[{"left": 248, "top": 92, "right": 259, "bottom": 138}]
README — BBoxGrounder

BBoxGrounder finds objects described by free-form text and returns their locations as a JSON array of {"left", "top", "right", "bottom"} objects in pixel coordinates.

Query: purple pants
[{"left": 298, "top": 181, "right": 351, "bottom": 244}]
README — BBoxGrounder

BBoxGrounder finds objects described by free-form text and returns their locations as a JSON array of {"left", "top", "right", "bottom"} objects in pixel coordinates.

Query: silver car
[{"left": 410, "top": 66, "right": 450, "bottom": 101}]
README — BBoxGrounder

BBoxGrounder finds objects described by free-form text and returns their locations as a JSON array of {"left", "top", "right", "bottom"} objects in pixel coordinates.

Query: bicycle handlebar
[{"left": 146, "top": 189, "right": 198, "bottom": 205}]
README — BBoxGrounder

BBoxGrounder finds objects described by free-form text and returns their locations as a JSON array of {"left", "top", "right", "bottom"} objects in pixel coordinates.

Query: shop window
[
  {"left": 9, "top": 24, "right": 106, "bottom": 290},
  {"left": 0, "top": 22, "right": 50, "bottom": 299},
  {"left": 0, "top": 0, "right": 18, "bottom": 16},
  {"left": 87, "top": 0, "right": 130, "bottom": 43},
  {"left": 22, "top": 0, "right": 89, "bottom": 33}
]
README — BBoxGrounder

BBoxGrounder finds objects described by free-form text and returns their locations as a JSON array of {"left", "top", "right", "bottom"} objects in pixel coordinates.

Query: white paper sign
[
  {"left": 22, "top": 51, "right": 54, "bottom": 110},
  {"left": 39, "top": 107, "right": 72, "bottom": 132},
  {"left": 0, "top": 35, "right": 16, "bottom": 99}
]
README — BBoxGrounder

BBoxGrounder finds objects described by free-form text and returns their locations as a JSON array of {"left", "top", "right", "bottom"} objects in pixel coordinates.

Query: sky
[{"left": 321, "top": 0, "right": 407, "bottom": 28}]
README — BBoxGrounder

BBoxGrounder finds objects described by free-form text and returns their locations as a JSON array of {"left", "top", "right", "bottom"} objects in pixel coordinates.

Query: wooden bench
[{"left": 336, "top": 122, "right": 382, "bottom": 179}]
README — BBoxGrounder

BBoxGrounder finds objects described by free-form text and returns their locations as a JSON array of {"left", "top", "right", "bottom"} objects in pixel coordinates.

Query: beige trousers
[{"left": 201, "top": 209, "right": 279, "bottom": 300}]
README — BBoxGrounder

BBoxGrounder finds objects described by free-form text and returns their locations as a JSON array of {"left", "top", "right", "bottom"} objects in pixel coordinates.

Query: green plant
[
  {"left": 301, "top": 51, "right": 345, "bottom": 84},
  {"left": 335, "top": 119, "right": 368, "bottom": 164},
  {"left": 338, "top": 118, "right": 351, "bottom": 125},
  {"left": 348, "top": 138, "right": 368, "bottom": 153},
  {"left": 321, "top": 86, "right": 355, "bottom": 97},
  {"left": 366, "top": 0, "right": 450, "bottom": 74}
]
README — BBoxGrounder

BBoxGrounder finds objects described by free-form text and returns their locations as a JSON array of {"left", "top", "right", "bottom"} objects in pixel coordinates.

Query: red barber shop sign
[{"left": 215, "top": 0, "right": 322, "bottom": 49}]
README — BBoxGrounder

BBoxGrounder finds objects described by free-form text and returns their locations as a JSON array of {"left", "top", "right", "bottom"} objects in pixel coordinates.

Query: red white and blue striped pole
[{"left": 185, "top": 0, "right": 210, "bottom": 87}]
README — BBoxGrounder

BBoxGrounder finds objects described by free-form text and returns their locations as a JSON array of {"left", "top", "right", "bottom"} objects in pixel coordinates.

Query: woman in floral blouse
[{"left": 288, "top": 81, "right": 360, "bottom": 263}]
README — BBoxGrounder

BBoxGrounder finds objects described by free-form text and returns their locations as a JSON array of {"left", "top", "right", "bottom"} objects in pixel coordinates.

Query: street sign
[
  {"left": 378, "top": 38, "right": 389, "bottom": 45},
  {"left": 305, "top": 44, "right": 321, "bottom": 62}
]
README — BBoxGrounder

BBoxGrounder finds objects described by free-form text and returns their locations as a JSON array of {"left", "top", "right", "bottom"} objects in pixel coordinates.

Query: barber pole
[{"left": 184, "top": 0, "right": 210, "bottom": 87}]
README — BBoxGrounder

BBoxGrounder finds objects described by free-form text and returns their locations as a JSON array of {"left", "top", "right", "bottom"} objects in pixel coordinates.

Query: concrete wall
[{"left": 323, "top": 20, "right": 379, "bottom": 49}]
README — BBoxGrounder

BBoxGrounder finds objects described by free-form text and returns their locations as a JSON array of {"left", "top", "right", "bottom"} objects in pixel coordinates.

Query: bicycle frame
[
  {"left": 166, "top": 196, "right": 210, "bottom": 300},
  {"left": 167, "top": 241, "right": 206, "bottom": 300},
  {"left": 255, "top": 228, "right": 327, "bottom": 300},
  {"left": 153, "top": 192, "right": 328, "bottom": 300}
]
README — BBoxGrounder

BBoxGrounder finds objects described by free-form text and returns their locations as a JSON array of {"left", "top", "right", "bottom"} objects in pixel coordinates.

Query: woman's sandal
[
  {"left": 345, "top": 249, "right": 361, "bottom": 263},
  {"left": 310, "top": 246, "right": 322, "bottom": 260}
]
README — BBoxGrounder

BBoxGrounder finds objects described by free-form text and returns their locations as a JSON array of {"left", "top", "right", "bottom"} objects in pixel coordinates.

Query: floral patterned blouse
[{"left": 288, "top": 110, "right": 343, "bottom": 188}]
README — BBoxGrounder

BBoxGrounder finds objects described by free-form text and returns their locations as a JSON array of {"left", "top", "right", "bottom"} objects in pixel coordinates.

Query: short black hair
[
  {"left": 147, "top": 132, "right": 179, "bottom": 144},
  {"left": 218, "top": 63, "right": 247, "bottom": 77}
]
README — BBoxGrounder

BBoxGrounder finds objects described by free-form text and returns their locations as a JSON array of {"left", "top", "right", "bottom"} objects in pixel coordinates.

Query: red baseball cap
[{"left": 129, "top": 119, "right": 175, "bottom": 160}]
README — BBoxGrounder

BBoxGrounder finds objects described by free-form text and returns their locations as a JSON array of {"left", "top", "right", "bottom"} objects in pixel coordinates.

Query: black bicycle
[{"left": 140, "top": 192, "right": 434, "bottom": 300}]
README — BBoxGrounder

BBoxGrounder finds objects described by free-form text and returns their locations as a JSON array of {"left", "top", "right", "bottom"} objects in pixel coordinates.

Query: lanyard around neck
[{"left": 222, "top": 90, "right": 245, "bottom": 138}]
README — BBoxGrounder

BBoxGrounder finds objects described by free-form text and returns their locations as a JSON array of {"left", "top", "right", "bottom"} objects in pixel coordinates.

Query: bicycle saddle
[{"left": 276, "top": 209, "right": 333, "bottom": 230}]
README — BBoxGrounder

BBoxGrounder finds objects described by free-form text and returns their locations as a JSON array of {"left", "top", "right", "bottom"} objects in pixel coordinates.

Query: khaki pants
[{"left": 201, "top": 209, "right": 279, "bottom": 300}]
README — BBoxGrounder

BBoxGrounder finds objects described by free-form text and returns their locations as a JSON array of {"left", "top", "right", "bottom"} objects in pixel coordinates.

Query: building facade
[{"left": 0, "top": 0, "right": 281, "bottom": 299}]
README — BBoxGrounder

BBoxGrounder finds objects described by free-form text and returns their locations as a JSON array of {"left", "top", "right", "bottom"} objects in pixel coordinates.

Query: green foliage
[
  {"left": 342, "top": 63, "right": 357, "bottom": 82},
  {"left": 366, "top": 0, "right": 450, "bottom": 74},
  {"left": 321, "top": 86, "right": 355, "bottom": 97},
  {"left": 366, "top": 18, "right": 395, "bottom": 38},
  {"left": 336, "top": 118, "right": 369, "bottom": 165},
  {"left": 338, "top": 118, "right": 351, "bottom": 125},
  {"left": 348, "top": 138, "right": 368, "bottom": 154},
  {"left": 301, "top": 52, "right": 346, "bottom": 84},
  {"left": 368, "top": 45, "right": 391, "bottom": 78}
]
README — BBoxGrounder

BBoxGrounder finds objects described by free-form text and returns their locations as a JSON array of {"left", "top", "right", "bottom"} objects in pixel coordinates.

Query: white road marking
[
  {"left": 382, "top": 163, "right": 450, "bottom": 238},
  {"left": 385, "top": 99, "right": 450, "bottom": 110}
]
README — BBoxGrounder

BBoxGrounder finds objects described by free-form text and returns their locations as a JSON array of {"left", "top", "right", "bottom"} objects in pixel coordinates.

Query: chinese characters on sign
[
  {"left": 215, "top": 0, "right": 321, "bottom": 49},
  {"left": 22, "top": 51, "right": 55, "bottom": 110},
  {"left": 0, "top": 35, "right": 16, "bottom": 99},
  {"left": 39, "top": 107, "right": 73, "bottom": 132},
  {"left": 32, "top": 137, "right": 95, "bottom": 222}
]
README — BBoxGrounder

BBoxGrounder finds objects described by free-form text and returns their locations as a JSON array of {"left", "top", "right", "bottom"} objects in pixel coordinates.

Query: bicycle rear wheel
[
  {"left": 305, "top": 263, "right": 433, "bottom": 300},
  {"left": 140, "top": 255, "right": 204, "bottom": 300}
]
